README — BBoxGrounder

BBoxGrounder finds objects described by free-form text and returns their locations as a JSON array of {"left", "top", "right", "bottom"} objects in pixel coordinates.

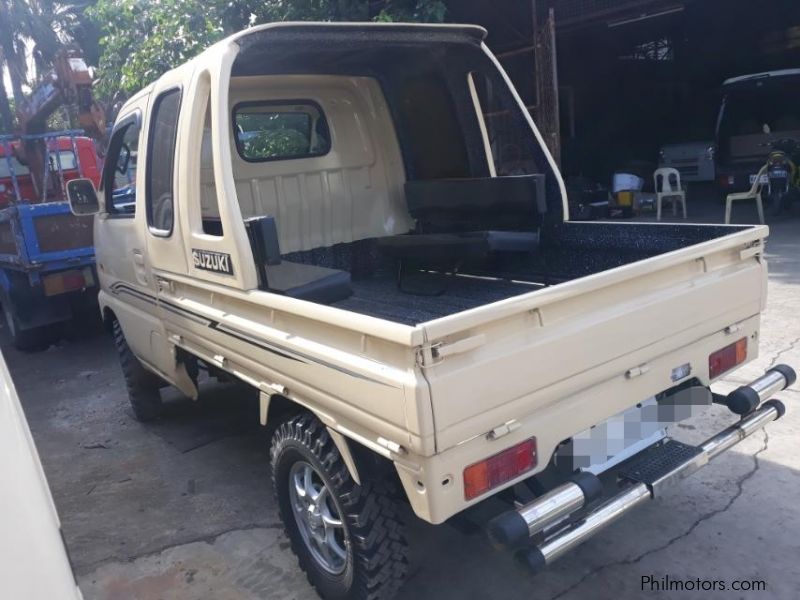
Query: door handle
[{"left": 132, "top": 249, "right": 148, "bottom": 285}]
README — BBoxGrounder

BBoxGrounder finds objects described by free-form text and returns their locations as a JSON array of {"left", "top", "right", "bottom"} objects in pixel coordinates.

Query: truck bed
[
  {"left": 309, "top": 222, "right": 754, "bottom": 326},
  {"left": 334, "top": 275, "right": 538, "bottom": 325}
]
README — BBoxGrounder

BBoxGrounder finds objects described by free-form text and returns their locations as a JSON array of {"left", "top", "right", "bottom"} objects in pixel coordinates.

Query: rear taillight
[
  {"left": 463, "top": 438, "right": 537, "bottom": 501},
  {"left": 709, "top": 338, "right": 747, "bottom": 379},
  {"left": 717, "top": 174, "right": 735, "bottom": 188}
]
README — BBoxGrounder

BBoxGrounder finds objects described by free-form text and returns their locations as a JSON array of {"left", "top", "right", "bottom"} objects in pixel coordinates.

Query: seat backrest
[
  {"left": 244, "top": 216, "right": 282, "bottom": 289},
  {"left": 654, "top": 167, "right": 682, "bottom": 193},
  {"left": 404, "top": 174, "right": 547, "bottom": 233}
]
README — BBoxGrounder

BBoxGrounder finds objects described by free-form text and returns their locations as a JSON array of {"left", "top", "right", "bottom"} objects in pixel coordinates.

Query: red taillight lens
[
  {"left": 463, "top": 438, "right": 537, "bottom": 501},
  {"left": 41, "top": 267, "right": 92, "bottom": 297},
  {"left": 709, "top": 338, "right": 747, "bottom": 379}
]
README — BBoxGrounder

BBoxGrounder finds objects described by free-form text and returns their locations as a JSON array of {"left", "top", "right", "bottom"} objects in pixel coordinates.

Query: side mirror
[{"left": 66, "top": 178, "right": 100, "bottom": 216}]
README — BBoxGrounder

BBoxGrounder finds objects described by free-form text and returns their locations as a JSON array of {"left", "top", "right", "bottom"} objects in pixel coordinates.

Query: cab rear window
[{"left": 233, "top": 101, "right": 331, "bottom": 162}]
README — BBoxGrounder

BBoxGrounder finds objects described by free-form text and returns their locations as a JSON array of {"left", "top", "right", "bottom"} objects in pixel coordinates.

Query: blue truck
[{"left": 0, "top": 131, "right": 101, "bottom": 350}]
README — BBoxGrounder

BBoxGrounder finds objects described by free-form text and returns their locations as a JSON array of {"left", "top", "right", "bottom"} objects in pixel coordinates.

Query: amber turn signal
[{"left": 709, "top": 338, "right": 747, "bottom": 380}]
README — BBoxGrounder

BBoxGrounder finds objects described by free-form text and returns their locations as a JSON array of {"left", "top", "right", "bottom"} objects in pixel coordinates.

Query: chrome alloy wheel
[{"left": 288, "top": 461, "right": 349, "bottom": 574}]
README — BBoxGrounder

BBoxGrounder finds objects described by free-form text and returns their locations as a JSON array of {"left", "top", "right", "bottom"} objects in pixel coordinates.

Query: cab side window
[
  {"left": 146, "top": 88, "right": 182, "bottom": 235},
  {"left": 103, "top": 119, "right": 140, "bottom": 214}
]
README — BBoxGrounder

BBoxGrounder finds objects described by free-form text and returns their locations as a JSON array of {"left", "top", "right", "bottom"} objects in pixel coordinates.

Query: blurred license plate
[
  {"left": 42, "top": 267, "right": 94, "bottom": 296},
  {"left": 557, "top": 389, "right": 710, "bottom": 475},
  {"left": 750, "top": 174, "right": 770, "bottom": 184}
]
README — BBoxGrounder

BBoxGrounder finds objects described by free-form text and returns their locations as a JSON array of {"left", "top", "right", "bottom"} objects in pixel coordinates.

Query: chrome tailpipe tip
[
  {"left": 487, "top": 472, "right": 602, "bottom": 550},
  {"left": 769, "top": 364, "right": 796, "bottom": 388},
  {"left": 515, "top": 546, "right": 547, "bottom": 574},
  {"left": 762, "top": 398, "right": 786, "bottom": 419},
  {"left": 722, "top": 364, "right": 795, "bottom": 415}
]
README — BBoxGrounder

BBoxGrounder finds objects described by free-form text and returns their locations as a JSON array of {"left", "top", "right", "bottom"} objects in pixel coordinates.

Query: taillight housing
[
  {"left": 717, "top": 174, "right": 735, "bottom": 188},
  {"left": 709, "top": 338, "right": 747, "bottom": 379},
  {"left": 463, "top": 438, "right": 537, "bottom": 501}
]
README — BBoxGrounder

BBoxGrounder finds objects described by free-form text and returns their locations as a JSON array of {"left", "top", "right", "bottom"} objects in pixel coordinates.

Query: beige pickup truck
[{"left": 66, "top": 22, "right": 795, "bottom": 600}]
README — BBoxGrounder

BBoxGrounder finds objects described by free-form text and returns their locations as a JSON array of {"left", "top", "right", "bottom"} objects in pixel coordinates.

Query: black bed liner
[
  {"left": 281, "top": 222, "right": 753, "bottom": 326},
  {"left": 333, "top": 274, "right": 537, "bottom": 326}
]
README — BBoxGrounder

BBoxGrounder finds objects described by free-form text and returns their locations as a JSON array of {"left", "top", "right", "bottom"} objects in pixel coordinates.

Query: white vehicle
[
  {"left": 658, "top": 140, "right": 716, "bottom": 182},
  {"left": 67, "top": 22, "right": 794, "bottom": 600},
  {"left": 0, "top": 348, "right": 82, "bottom": 599}
]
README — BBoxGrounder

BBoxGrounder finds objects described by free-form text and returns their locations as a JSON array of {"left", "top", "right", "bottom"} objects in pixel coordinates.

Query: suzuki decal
[{"left": 192, "top": 249, "right": 233, "bottom": 275}]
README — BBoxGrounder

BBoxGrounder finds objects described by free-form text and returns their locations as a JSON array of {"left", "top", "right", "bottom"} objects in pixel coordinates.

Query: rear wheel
[
  {"left": 769, "top": 189, "right": 786, "bottom": 216},
  {"left": 270, "top": 413, "right": 408, "bottom": 600},
  {"left": 2, "top": 303, "right": 51, "bottom": 352},
  {"left": 113, "top": 319, "right": 163, "bottom": 421}
]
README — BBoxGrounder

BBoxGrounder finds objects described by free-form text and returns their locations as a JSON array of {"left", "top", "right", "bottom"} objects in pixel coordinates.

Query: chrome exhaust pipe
[
  {"left": 719, "top": 364, "right": 795, "bottom": 415},
  {"left": 487, "top": 472, "right": 602, "bottom": 550},
  {"left": 702, "top": 399, "right": 785, "bottom": 460},
  {"left": 519, "top": 482, "right": 652, "bottom": 570},
  {"left": 519, "top": 398, "right": 786, "bottom": 573}
]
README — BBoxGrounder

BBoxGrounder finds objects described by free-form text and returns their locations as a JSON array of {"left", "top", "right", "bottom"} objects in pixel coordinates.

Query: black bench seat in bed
[
  {"left": 377, "top": 230, "right": 540, "bottom": 260},
  {"left": 375, "top": 175, "right": 545, "bottom": 292},
  {"left": 377, "top": 174, "right": 545, "bottom": 262},
  {"left": 262, "top": 261, "right": 352, "bottom": 304},
  {"left": 244, "top": 216, "right": 353, "bottom": 304}
]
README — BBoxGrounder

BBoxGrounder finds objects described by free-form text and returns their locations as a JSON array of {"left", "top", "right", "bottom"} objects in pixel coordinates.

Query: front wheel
[
  {"left": 113, "top": 319, "right": 164, "bottom": 421},
  {"left": 270, "top": 413, "right": 408, "bottom": 600}
]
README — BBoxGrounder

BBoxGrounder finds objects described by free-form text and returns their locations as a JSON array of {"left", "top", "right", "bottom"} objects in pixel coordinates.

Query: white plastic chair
[
  {"left": 725, "top": 164, "right": 766, "bottom": 225},
  {"left": 654, "top": 167, "right": 687, "bottom": 221}
]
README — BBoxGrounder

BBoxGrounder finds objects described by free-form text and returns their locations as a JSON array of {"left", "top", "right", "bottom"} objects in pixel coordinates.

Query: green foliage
[
  {"left": 46, "top": 107, "right": 71, "bottom": 130},
  {"left": 87, "top": 0, "right": 228, "bottom": 99},
  {"left": 373, "top": 0, "right": 447, "bottom": 22},
  {"left": 243, "top": 128, "right": 311, "bottom": 159},
  {"left": 237, "top": 111, "right": 315, "bottom": 159},
  {"left": 89, "top": 0, "right": 448, "bottom": 98},
  {"left": 251, "top": 0, "right": 446, "bottom": 22}
]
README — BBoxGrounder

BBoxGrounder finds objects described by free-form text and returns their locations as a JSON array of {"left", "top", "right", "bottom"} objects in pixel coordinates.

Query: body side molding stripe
[{"left": 108, "top": 281, "right": 396, "bottom": 388}]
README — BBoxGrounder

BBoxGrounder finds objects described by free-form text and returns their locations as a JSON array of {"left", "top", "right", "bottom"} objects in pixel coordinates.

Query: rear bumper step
[{"left": 488, "top": 365, "right": 794, "bottom": 572}]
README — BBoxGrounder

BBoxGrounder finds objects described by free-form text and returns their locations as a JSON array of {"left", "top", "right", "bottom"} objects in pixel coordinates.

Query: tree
[
  {"left": 21, "top": 1, "right": 92, "bottom": 75},
  {"left": 89, "top": 0, "right": 447, "bottom": 98},
  {"left": 0, "top": 0, "right": 28, "bottom": 106},
  {"left": 0, "top": 0, "right": 93, "bottom": 132},
  {"left": 88, "top": 0, "right": 228, "bottom": 99},
  {"left": 0, "top": 49, "right": 14, "bottom": 131}
]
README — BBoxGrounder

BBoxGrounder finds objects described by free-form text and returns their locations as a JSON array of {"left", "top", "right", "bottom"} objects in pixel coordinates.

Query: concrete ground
[{"left": 7, "top": 195, "right": 800, "bottom": 600}]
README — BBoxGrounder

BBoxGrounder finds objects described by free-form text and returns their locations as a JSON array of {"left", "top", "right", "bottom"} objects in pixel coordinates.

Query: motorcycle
[{"left": 765, "top": 138, "right": 800, "bottom": 215}]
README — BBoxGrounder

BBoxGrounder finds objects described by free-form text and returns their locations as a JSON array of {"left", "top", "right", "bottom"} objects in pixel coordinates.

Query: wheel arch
[
  {"left": 262, "top": 393, "right": 395, "bottom": 488},
  {"left": 101, "top": 305, "right": 117, "bottom": 333}
]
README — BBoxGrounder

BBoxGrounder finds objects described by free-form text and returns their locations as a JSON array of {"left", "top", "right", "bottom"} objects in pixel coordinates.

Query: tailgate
[
  {"left": 22, "top": 202, "right": 94, "bottom": 256},
  {"left": 419, "top": 226, "right": 767, "bottom": 454}
]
